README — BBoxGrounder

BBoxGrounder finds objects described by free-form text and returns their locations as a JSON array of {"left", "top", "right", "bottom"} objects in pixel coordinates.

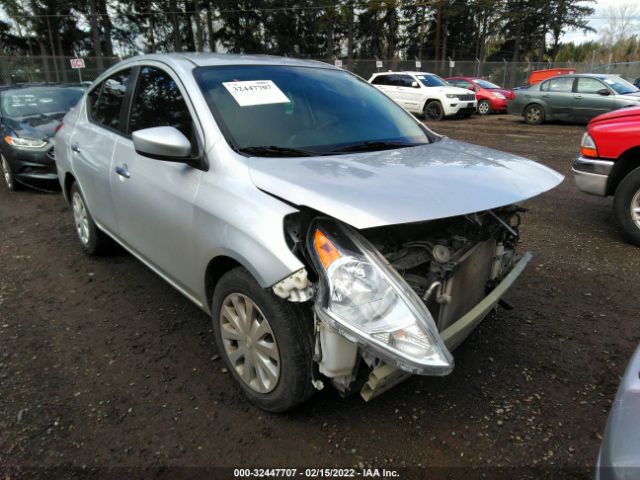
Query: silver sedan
[{"left": 55, "top": 53, "right": 562, "bottom": 411}]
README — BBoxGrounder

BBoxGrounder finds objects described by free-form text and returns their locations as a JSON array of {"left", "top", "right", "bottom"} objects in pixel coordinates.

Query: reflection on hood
[{"left": 3, "top": 112, "right": 65, "bottom": 140}]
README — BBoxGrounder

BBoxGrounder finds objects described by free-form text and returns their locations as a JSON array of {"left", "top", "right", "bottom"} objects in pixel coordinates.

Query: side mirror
[
  {"left": 597, "top": 88, "right": 611, "bottom": 96},
  {"left": 411, "top": 81, "right": 419, "bottom": 88},
  {"left": 473, "top": 86, "right": 479, "bottom": 92},
  {"left": 132, "top": 126, "right": 201, "bottom": 168}
]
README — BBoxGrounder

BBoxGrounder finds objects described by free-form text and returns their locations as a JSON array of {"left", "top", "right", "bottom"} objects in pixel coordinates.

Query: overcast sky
[{"left": 561, "top": 0, "right": 638, "bottom": 43}]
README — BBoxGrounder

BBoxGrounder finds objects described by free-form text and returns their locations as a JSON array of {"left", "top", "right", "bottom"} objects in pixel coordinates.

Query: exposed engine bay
[
  {"left": 278, "top": 206, "right": 527, "bottom": 399},
  {"left": 362, "top": 206, "right": 523, "bottom": 332}
]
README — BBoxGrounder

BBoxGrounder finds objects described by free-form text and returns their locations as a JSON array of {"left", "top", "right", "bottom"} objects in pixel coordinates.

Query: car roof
[
  {"left": 0, "top": 83, "right": 85, "bottom": 95},
  {"left": 117, "top": 52, "right": 338, "bottom": 71},
  {"left": 371, "top": 71, "right": 438, "bottom": 76}
]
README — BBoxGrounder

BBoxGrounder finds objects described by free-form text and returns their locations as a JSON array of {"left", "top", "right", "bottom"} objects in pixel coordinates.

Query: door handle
[
  {"left": 115, "top": 165, "right": 130, "bottom": 179},
  {"left": 71, "top": 143, "right": 80, "bottom": 153},
  {"left": 575, "top": 95, "right": 583, "bottom": 99}
]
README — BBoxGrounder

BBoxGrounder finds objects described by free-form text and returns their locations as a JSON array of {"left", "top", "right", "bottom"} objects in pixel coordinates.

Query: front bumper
[
  {"left": 444, "top": 100, "right": 477, "bottom": 116},
  {"left": 361, "top": 252, "right": 532, "bottom": 401},
  {"left": 2, "top": 144, "right": 57, "bottom": 183},
  {"left": 572, "top": 156, "right": 614, "bottom": 197},
  {"left": 489, "top": 97, "right": 509, "bottom": 111}
]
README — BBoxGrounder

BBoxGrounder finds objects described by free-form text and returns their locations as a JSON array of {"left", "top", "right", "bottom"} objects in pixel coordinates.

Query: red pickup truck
[{"left": 573, "top": 106, "right": 640, "bottom": 245}]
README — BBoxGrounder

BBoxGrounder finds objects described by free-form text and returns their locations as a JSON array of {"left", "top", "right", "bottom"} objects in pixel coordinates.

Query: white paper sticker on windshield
[
  {"left": 604, "top": 79, "right": 615, "bottom": 85},
  {"left": 223, "top": 80, "right": 290, "bottom": 107}
]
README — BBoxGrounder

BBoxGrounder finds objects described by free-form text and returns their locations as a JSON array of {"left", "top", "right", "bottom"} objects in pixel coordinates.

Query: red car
[
  {"left": 445, "top": 76, "right": 514, "bottom": 115},
  {"left": 573, "top": 106, "right": 640, "bottom": 245}
]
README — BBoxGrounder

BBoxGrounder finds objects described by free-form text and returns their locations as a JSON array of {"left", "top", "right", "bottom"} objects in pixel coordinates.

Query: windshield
[
  {"left": 194, "top": 66, "right": 430, "bottom": 156},
  {"left": 1, "top": 87, "right": 84, "bottom": 118},
  {"left": 601, "top": 76, "right": 639, "bottom": 95},
  {"left": 472, "top": 79, "right": 501, "bottom": 89},
  {"left": 415, "top": 74, "right": 448, "bottom": 88}
]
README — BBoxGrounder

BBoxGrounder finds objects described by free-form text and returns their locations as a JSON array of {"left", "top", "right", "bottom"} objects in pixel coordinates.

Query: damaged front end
[{"left": 279, "top": 207, "right": 531, "bottom": 400}]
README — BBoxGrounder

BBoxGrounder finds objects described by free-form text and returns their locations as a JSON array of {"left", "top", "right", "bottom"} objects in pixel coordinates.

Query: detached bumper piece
[
  {"left": 572, "top": 156, "right": 614, "bottom": 197},
  {"left": 360, "top": 252, "right": 532, "bottom": 401}
]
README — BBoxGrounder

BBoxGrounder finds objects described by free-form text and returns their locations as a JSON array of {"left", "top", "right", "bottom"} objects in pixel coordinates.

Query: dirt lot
[{"left": 1, "top": 114, "right": 638, "bottom": 478}]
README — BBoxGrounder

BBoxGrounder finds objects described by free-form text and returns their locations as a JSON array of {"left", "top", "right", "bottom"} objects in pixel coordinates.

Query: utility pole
[{"left": 435, "top": 0, "right": 441, "bottom": 63}]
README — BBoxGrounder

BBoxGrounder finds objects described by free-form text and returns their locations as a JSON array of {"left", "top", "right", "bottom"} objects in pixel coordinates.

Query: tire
[
  {"left": 477, "top": 99, "right": 492, "bottom": 115},
  {"left": 69, "top": 182, "right": 112, "bottom": 255},
  {"left": 614, "top": 167, "right": 640, "bottom": 246},
  {"left": 211, "top": 267, "right": 315, "bottom": 412},
  {"left": 1, "top": 154, "right": 19, "bottom": 191},
  {"left": 524, "top": 104, "right": 545, "bottom": 125},
  {"left": 423, "top": 100, "right": 444, "bottom": 121}
]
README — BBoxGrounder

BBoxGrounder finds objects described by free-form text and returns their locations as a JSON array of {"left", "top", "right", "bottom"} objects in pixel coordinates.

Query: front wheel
[
  {"left": 524, "top": 104, "right": 545, "bottom": 125},
  {"left": 423, "top": 100, "right": 444, "bottom": 121},
  {"left": 211, "top": 267, "right": 315, "bottom": 412},
  {"left": 614, "top": 167, "right": 640, "bottom": 246},
  {"left": 477, "top": 99, "right": 492, "bottom": 115},
  {"left": 1, "top": 154, "right": 18, "bottom": 191}
]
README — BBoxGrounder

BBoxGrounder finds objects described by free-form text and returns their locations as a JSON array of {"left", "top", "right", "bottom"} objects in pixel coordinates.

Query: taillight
[
  {"left": 54, "top": 121, "right": 64, "bottom": 134},
  {"left": 580, "top": 132, "right": 598, "bottom": 158}
]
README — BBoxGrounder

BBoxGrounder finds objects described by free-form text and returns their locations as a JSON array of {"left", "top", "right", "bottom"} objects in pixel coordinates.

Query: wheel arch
[
  {"left": 423, "top": 98, "right": 443, "bottom": 110},
  {"left": 607, "top": 146, "right": 640, "bottom": 196},
  {"left": 63, "top": 172, "right": 77, "bottom": 204}
]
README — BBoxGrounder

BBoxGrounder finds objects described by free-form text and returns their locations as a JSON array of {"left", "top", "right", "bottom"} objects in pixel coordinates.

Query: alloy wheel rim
[
  {"left": 220, "top": 293, "right": 280, "bottom": 393},
  {"left": 527, "top": 107, "right": 540, "bottom": 122},
  {"left": 426, "top": 104, "right": 441, "bottom": 120},
  {"left": 479, "top": 102, "right": 490, "bottom": 114},
  {"left": 1, "top": 156, "right": 12, "bottom": 189},
  {"left": 631, "top": 189, "right": 640, "bottom": 229},
  {"left": 72, "top": 192, "right": 90, "bottom": 246}
]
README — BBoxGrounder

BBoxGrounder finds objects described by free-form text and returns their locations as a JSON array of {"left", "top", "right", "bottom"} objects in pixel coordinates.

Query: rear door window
[
  {"left": 88, "top": 69, "right": 132, "bottom": 132},
  {"left": 545, "top": 77, "right": 574, "bottom": 93},
  {"left": 371, "top": 75, "right": 390, "bottom": 85}
]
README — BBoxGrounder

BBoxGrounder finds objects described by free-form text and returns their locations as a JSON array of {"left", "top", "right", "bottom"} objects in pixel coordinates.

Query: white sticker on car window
[
  {"left": 222, "top": 80, "right": 291, "bottom": 107},
  {"left": 604, "top": 79, "right": 614, "bottom": 85}
]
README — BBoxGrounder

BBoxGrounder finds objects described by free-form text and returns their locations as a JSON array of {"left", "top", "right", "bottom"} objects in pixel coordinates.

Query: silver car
[{"left": 55, "top": 54, "right": 562, "bottom": 412}]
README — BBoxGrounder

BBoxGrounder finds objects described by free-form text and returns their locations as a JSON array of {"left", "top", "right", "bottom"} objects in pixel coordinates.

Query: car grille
[{"left": 457, "top": 94, "right": 476, "bottom": 101}]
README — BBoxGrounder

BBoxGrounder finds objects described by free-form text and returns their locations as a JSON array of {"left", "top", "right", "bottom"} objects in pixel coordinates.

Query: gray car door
[
  {"left": 110, "top": 65, "right": 204, "bottom": 297},
  {"left": 573, "top": 77, "right": 614, "bottom": 121},
  {"left": 541, "top": 77, "right": 575, "bottom": 120},
  {"left": 70, "top": 68, "right": 132, "bottom": 231}
]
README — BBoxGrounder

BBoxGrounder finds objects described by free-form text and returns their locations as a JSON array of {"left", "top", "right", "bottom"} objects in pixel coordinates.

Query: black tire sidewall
[
  {"left": 424, "top": 100, "right": 444, "bottom": 120},
  {"left": 211, "top": 267, "right": 314, "bottom": 412},
  {"left": 614, "top": 167, "right": 640, "bottom": 246}
]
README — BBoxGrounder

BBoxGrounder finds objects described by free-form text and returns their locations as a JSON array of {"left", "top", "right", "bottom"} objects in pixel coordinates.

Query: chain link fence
[{"left": 2, "top": 55, "right": 639, "bottom": 88}]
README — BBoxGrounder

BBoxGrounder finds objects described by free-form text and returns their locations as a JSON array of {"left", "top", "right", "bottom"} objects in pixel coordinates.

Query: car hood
[
  {"left": 490, "top": 88, "right": 515, "bottom": 99},
  {"left": 426, "top": 86, "right": 474, "bottom": 95},
  {"left": 590, "top": 105, "right": 640, "bottom": 124},
  {"left": 4, "top": 112, "right": 64, "bottom": 140},
  {"left": 248, "top": 138, "right": 564, "bottom": 229}
]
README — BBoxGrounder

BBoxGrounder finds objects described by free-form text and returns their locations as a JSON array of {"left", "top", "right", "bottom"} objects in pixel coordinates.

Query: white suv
[{"left": 369, "top": 71, "right": 477, "bottom": 120}]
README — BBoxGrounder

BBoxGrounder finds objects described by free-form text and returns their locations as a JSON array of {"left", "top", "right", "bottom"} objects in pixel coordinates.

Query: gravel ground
[{"left": 1, "top": 114, "right": 638, "bottom": 479}]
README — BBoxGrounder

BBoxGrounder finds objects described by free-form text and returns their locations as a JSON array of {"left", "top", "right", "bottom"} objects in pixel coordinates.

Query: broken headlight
[{"left": 308, "top": 219, "right": 453, "bottom": 375}]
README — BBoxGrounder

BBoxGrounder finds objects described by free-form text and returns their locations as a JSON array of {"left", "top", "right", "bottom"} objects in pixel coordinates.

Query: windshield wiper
[
  {"left": 323, "top": 140, "right": 427, "bottom": 155},
  {"left": 237, "top": 145, "right": 316, "bottom": 157}
]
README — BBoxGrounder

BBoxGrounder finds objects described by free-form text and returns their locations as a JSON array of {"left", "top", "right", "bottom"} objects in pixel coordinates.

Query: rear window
[{"left": 1, "top": 87, "right": 84, "bottom": 118}]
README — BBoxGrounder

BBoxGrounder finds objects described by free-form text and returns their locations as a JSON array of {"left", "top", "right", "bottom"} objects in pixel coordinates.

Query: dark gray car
[{"left": 508, "top": 74, "right": 640, "bottom": 124}]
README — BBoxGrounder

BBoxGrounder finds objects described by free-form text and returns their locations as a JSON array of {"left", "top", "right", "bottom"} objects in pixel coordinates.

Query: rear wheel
[
  {"left": 69, "top": 183, "right": 112, "bottom": 255},
  {"left": 1, "top": 154, "right": 18, "bottom": 191},
  {"left": 211, "top": 267, "right": 315, "bottom": 412},
  {"left": 524, "top": 104, "right": 545, "bottom": 125},
  {"left": 477, "top": 99, "right": 492, "bottom": 115},
  {"left": 614, "top": 167, "right": 640, "bottom": 246},
  {"left": 423, "top": 100, "right": 444, "bottom": 121}
]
